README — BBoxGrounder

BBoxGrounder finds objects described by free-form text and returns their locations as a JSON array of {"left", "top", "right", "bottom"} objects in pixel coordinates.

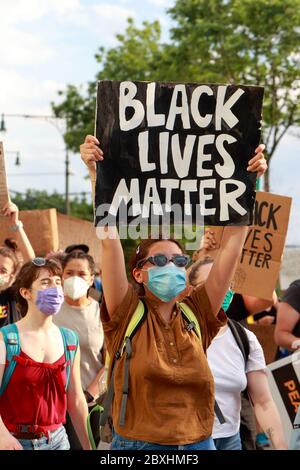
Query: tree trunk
[{"left": 264, "top": 165, "right": 270, "bottom": 192}]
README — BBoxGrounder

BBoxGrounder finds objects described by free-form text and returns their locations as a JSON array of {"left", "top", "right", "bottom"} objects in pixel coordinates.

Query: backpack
[
  {"left": 94, "top": 299, "right": 225, "bottom": 448},
  {"left": 0, "top": 323, "right": 79, "bottom": 396},
  {"left": 227, "top": 319, "right": 250, "bottom": 366}
]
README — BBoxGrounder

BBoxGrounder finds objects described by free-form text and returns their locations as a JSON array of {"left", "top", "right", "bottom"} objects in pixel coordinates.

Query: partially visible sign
[
  {"left": 201, "top": 192, "right": 292, "bottom": 300},
  {"left": 267, "top": 352, "right": 300, "bottom": 444},
  {"left": 95, "top": 80, "right": 264, "bottom": 228},
  {"left": 0, "top": 142, "right": 10, "bottom": 209},
  {"left": 232, "top": 191, "right": 292, "bottom": 300}
]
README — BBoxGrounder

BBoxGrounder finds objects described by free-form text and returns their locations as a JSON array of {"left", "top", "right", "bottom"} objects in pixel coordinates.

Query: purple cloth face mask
[{"left": 35, "top": 287, "right": 64, "bottom": 316}]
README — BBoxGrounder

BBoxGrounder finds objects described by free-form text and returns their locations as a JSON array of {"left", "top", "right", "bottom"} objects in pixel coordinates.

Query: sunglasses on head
[
  {"left": 32, "top": 257, "right": 47, "bottom": 267},
  {"left": 137, "top": 254, "right": 190, "bottom": 269}
]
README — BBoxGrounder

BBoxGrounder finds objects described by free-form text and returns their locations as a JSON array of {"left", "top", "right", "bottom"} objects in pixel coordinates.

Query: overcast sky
[{"left": 0, "top": 0, "right": 299, "bottom": 245}]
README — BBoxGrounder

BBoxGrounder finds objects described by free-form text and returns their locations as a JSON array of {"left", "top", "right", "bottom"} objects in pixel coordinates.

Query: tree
[
  {"left": 11, "top": 190, "right": 93, "bottom": 221},
  {"left": 168, "top": 0, "right": 300, "bottom": 190},
  {"left": 53, "top": 1, "right": 300, "bottom": 191},
  {"left": 52, "top": 18, "right": 166, "bottom": 153}
]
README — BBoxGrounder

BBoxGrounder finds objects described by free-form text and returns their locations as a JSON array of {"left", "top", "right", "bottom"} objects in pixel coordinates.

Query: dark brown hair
[
  {"left": 13, "top": 259, "right": 62, "bottom": 317},
  {"left": 188, "top": 256, "right": 214, "bottom": 286},
  {"left": 62, "top": 251, "right": 96, "bottom": 275},
  {"left": 0, "top": 239, "right": 20, "bottom": 275},
  {"left": 129, "top": 237, "right": 185, "bottom": 295}
]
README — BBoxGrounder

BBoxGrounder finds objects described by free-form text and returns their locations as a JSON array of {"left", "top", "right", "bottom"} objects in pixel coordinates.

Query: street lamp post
[{"left": 0, "top": 113, "right": 71, "bottom": 215}]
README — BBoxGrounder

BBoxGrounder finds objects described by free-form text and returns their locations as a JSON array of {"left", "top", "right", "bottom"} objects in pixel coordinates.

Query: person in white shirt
[
  {"left": 54, "top": 251, "right": 104, "bottom": 448},
  {"left": 189, "top": 258, "right": 287, "bottom": 450}
]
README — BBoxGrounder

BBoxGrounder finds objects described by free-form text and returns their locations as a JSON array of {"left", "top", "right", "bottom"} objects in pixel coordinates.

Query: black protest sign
[
  {"left": 232, "top": 191, "right": 292, "bottom": 300},
  {"left": 271, "top": 362, "right": 300, "bottom": 424},
  {"left": 95, "top": 81, "right": 264, "bottom": 227}
]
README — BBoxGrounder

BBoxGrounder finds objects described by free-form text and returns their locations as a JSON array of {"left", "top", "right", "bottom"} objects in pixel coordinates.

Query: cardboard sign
[
  {"left": 232, "top": 191, "right": 292, "bottom": 300},
  {"left": 0, "top": 209, "right": 102, "bottom": 267},
  {"left": 246, "top": 324, "right": 277, "bottom": 364},
  {"left": 0, "top": 208, "right": 59, "bottom": 255},
  {"left": 56, "top": 212, "right": 102, "bottom": 266},
  {"left": 95, "top": 81, "right": 264, "bottom": 227},
  {"left": 202, "top": 192, "right": 292, "bottom": 300},
  {"left": 0, "top": 142, "right": 10, "bottom": 210},
  {"left": 267, "top": 352, "right": 300, "bottom": 444}
]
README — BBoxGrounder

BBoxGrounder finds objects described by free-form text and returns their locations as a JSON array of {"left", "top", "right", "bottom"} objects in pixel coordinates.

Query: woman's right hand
[
  {"left": 79, "top": 135, "right": 104, "bottom": 172},
  {"left": 201, "top": 228, "right": 217, "bottom": 251},
  {"left": 0, "top": 432, "right": 23, "bottom": 450}
]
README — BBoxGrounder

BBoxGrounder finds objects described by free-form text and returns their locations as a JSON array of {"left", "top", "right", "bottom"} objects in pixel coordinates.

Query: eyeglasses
[
  {"left": 137, "top": 254, "right": 190, "bottom": 269},
  {"left": 32, "top": 257, "right": 47, "bottom": 267}
]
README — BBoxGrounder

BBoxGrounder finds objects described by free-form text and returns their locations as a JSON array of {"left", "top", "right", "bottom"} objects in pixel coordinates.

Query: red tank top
[{"left": 0, "top": 350, "right": 67, "bottom": 432}]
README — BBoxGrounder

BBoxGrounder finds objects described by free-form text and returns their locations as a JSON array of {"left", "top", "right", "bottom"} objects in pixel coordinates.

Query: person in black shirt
[
  {"left": 0, "top": 202, "right": 35, "bottom": 326},
  {"left": 275, "top": 279, "right": 300, "bottom": 351},
  {"left": 0, "top": 244, "right": 21, "bottom": 327}
]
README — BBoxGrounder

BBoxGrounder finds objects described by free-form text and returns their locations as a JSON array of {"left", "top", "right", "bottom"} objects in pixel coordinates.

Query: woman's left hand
[
  {"left": 247, "top": 144, "right": 267, "bottom": 177},
  {"left": 1, "top": 202, "right": 19, "bottom": 225}
]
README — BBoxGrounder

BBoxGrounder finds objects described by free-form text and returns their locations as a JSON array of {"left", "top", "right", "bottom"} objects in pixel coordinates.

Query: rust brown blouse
[{"left": 101, "top": 283, "right": 226, "bottom": 445}]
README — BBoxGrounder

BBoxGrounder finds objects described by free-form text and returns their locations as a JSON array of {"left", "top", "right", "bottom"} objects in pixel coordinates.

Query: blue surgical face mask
[
  {"left": 144, "top": 264, "right": 187, "bottom": 302},
  {"left": 222, "top": 289, "right": 234, "bottom": 312}
]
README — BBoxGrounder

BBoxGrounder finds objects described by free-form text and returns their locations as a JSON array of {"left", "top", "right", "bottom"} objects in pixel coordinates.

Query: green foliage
[
  {"left": 52, "top": 0, "right": 300, "bottom": 191},
  {"left": 12, "top": 190, "right": 94, "bottom": 221},
  {"left": 168, "top": 0, "right": 300, "bottom": 189}
]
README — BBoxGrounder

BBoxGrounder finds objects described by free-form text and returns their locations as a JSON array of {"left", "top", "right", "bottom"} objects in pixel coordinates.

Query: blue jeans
[
  {"left": 18, "top": 425, "right": 70, "bottom": 450},
  {"left": 213, "top": 432, "right": 242, "bottom": 451},
  {"left": 111, "top": 431, "right": 216, "bottom": 450}
]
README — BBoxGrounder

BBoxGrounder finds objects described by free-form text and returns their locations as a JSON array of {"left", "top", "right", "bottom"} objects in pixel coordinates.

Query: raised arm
[
  {"left": 1, "top": 202, "right": 35, "bottom": 262},
  {"left": 205, "top": 226, "right": 248, "bottom": 316},
  {"left": 79, "top": 134, "right": 103, "bottom": 205},
  {"left": 202, "top": 144, "right": 267, "bottom": 316},
  {"left": 243, "top": 290, "right": 277, "bottom": 316},
  {"left": 80, "top": 135, "right": 128, "bottom": 317},
  {"left": 274, "top": 302, "right": 300, "bottom": 350}
]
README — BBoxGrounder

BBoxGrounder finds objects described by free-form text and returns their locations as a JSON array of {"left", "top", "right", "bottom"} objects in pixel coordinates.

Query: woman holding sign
[{"left": 80, "top": 135, "right": 266, "bottom": 450}]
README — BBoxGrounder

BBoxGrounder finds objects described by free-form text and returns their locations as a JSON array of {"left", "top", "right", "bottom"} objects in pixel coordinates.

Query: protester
[
  {"left": 79, "top": 134, "right": 266, "bottom": 450},
  {"left": 190, "top": 229, "right": 277, "bottom": 450},
  {"left": 0, "top": 202, "right": 35, "bottom": 327},
  {"left": 64, "top": 244, "right": 89, "bottom": 255},
  {"left": 274, "top": 279, "right": 300, "bottom": 352},
  {"left": 54, "top": 251, "right": 105, "bottom": 448},
  {"left": 0, "top": 258, "right": 91, "bottom": 450},
  {"left": 188, "top": 258, "right": 287, "bottom": 450}
]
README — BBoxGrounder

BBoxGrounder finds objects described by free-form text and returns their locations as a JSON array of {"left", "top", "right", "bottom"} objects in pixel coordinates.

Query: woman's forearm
[
  {"left": 205, "top": 226, "right": 248, "bottom": 315},
  {"left": 68, "top": 397, "right": 92, "bottom": 450},
  {"left": 253, "top": 399, "right": 287, "bottom": 449},
  {"left": 14, "top": 226, "right": 35, "bottom": 262}
]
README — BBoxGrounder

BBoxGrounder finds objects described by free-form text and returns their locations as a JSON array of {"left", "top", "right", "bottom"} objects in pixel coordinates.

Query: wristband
[
  {"left": 291, "top": 339, "right": 300, "bottom": 350},
  {"left": 10, "top": 220, "right": 23, "bottom": 232}
]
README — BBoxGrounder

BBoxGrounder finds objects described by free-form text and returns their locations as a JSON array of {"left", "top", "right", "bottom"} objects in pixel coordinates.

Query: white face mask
[
  {"left": 63, "top": 276, "right": 90, "bottom": 300},
  {"left": 0, "top": 275, "right": 10, "bottom": 291}
]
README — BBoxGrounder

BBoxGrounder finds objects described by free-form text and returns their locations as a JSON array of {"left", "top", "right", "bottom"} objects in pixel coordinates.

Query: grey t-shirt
[{"left": 54, "top": 298, "right": 104, "bottom": 390}]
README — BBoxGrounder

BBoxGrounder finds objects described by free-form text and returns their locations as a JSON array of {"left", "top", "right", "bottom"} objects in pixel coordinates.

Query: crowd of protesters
[{"left": 0, "top": 135, "right": 299, "bottom": 451}]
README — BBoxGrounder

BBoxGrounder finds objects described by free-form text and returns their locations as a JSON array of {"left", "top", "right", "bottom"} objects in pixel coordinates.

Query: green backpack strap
[
  {"left": 59, "top": 327, "right": 79, "bottom": 390},
  {"left": 178, "top": 301, "right": 202, "bottom": 343},
  {"left": 120, "top": 300, "right": 147, "bottom": 356},
  {"left": 99, "top": 300, "right": 148, "bottom": 429},
  {"left": 0, "top": 323, "right": 20, "bottom": 397}
]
